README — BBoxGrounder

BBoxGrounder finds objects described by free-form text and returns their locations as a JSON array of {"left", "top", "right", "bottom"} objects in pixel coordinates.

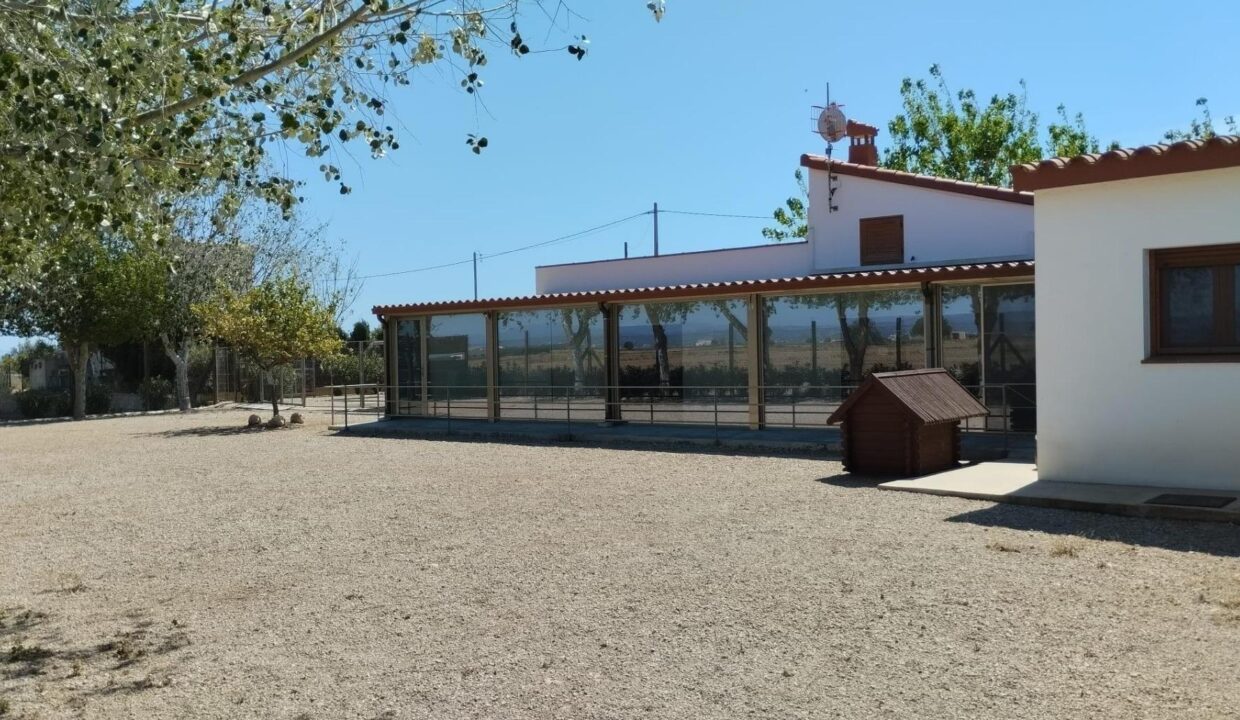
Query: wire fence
[
  {"left": 0, "top": 340, "right": 387, "bottom": 421},
  {"left": 328, "top": 382, "right": 1036, "bottom": 442},
  {"left": 213, "top": 340, "right": 386, "bottom": 410}
]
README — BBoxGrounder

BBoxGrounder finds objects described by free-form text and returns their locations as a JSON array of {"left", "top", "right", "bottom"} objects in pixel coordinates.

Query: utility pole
[
  {"left": 624, "top": 241, "right": 628, "bottom": 259},
  {"left": 472, "top": 252, "right": 478, "bottom": 300},
  {"left": 652, "top": 202, "right": 660, "bottom": 256}
]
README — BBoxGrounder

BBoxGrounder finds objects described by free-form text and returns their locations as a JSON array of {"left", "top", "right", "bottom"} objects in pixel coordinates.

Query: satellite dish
[{"left": 817, "top": 103, "right": 847, "bottom": 144}]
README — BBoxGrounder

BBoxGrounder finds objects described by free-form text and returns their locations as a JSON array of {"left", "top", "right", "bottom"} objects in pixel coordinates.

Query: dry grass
[
  {"left": 1, "top": 409, "right": 1238, "bottom": 719},
  {"left": 1049, "top": 539, "right": 1083, "bottom": 558},
  {"left": 52, "top": 573, "right": 86, "bottom": 595},
  {"left": 1199, "top": 572, "right": 1240, "bottom": 625}
]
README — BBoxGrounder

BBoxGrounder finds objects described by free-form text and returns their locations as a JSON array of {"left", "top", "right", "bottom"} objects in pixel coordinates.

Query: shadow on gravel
[
  {"left": 947, "top": 503, "right": 1240, "bottom": 557},
  {"left": 144, "top": 426, "right": 261, "bottom": 438},
  {"left": 814, "top": 474, "right": 878, "bottom": 489},
  {"left": 328, "top": 429, "right": 837, "bottom": 460}
]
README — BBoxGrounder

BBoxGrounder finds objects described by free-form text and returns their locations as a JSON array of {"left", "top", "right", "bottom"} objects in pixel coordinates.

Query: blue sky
[{"left": 3, "top": 0, "right": 1238, "bottom": 354}]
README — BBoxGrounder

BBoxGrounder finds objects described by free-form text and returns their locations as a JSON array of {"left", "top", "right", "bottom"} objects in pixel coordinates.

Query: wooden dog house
[{"left": 827, "top": 369, "right": 988, "bottom": 477}]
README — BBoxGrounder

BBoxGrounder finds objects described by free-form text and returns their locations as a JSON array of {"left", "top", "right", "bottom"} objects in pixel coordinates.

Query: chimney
[{"left": 845, "top": 120, "right": 879, "bottom": 166}]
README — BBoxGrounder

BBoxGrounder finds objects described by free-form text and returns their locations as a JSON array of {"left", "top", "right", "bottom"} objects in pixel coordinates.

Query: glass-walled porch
[{"left": 384, "top": 279, "right": 1035, "bottom": 431}]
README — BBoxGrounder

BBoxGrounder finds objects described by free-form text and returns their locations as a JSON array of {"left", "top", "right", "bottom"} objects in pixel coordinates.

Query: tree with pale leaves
[{"left": 0, "top": 0, "right": 667, "bottom": 291}]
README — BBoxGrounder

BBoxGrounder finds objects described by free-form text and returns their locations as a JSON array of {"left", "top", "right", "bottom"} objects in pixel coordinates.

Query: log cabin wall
[{"left": 843, "top": 389, "right": 913, "bottom": 475}]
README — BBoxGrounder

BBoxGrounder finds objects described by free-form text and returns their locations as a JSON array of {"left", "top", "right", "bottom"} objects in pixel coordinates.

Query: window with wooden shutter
[
  {"left": 1149, "top": 243, "right": 1240, "bottom": 360},
  {"left": 859, "top": 215, "right": 904, "bottom": 266}
]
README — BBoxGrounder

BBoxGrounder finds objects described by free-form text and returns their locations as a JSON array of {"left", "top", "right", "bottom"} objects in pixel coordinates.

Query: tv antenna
[{"left": 810, "top": 84, "right": 844, "bottom": 212}]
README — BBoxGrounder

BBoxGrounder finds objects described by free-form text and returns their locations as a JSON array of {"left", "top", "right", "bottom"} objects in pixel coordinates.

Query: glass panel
[
  {"left": 618, "top": 299, "right": 749, "bottom": 425},
  {"left": 395, "top": 319, "right": 421, "bottom": 415},
  {"left": 496, "top": 308, "right": 605, "bottom": 421},
  {"left": 983, "top": 283, "right": 1036, "bottom": 432},
  {"left": 983, "top": 284, "right": 1035, "bottom": 384},
  {"left": 940, "top": 285, "right": 982, "bottom": 388},
  {"left": 1163, "top": 266, "right": 1214, "bottom": 346},
  {"left": 764, "top": 288, "right": 925, "bottom": 427},
  {"left": 426, "top": 313, "right": 488, "bottom": 417}
]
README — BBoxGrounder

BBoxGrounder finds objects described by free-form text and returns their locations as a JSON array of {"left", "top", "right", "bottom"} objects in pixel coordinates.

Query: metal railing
[{"left": 328, "top": 382, "right": 1036, "bottom": 439}]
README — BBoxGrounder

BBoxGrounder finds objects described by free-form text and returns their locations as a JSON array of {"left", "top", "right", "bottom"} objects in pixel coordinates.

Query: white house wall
[
  {"left": 1035, "top": 166, "right": 1240, "bottom": 491},
  {"left": 535, "top": 241, "right": 813, "bottom": 294},
  {"left": 806, "top": 169, "right": 1034, "bottom": 270},
  {"left": 536, "top": 168, "right": 1033, "bottom": 295}
]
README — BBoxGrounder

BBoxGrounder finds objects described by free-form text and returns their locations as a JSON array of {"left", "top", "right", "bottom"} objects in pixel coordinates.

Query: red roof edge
[
  {"left": 1010, "top": 135, "right": 1240, "bottom": 192},
  {"left": 800, "top": 155, "right": 1034, "bottom": 205},
  {"left": 372, "top": 261, "right": 1034, "bottom": 317}
]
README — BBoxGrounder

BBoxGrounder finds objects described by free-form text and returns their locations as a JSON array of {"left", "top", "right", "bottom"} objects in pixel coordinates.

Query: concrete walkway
[
  {"left": 335, "top": 415, "right": 1033, "bottom": 461},
  {"left": 880, "top": 462, "right": 1240, "bottom": 524}
]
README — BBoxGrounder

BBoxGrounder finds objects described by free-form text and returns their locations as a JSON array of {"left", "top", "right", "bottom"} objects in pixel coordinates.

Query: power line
[
  {"left": 659, "top": 209, "right": 772, "bottom": 220},
  {"left": 481, "top": 211, "right": 650, "bottom": 260},
  {"left": 359, "top": 256, "right": 475, "bottom": 280},
  {"left": 356, "top": 207, "right": 772, "bottom": 280},
  {"left": 359, "top": 211, "right": 648, "bottom": 280}
]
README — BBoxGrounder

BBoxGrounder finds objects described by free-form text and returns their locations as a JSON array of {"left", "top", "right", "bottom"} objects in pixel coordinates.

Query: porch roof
[{"left": 372, "top": 260, "right": 1034, "bottom": 318}]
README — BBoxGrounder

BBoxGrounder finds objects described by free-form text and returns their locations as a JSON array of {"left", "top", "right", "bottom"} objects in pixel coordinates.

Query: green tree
[
  {"left": 1164, "top": 97, "right": 1238, "bottom": 141},
  {"left": 885, "top": 65, "right": 1100, "bottom": 186},
  {"left": 761, "top": 170, "right": 808, "bottom": 242},
  {"left": 349, "top": 321, "right": 372, "bottom": 344},
  {"left": 195, "top": 273, "right": 342, "bottom": 418},
  {"left": 138, "top": 191, "right": 338, "bottom": 412},
  {"left": 1, "top": 234, "right": 165, "bottom": 419}
]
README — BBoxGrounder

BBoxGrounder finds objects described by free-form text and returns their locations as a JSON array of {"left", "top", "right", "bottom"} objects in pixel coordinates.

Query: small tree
[
  {"left": 761, "top": 170, "right": 808, "bottom": 242},
  {"left": 348, "top": 321, "right": 372, "bottom": 344},
  {"left": 195, "top": 274, "right": 341, "bottom": 419},
  {"left": 1, "top": 234, "right": 163, "bottom": 419}
]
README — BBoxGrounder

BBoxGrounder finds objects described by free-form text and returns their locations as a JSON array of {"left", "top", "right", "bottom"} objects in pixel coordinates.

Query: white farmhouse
[
  {"left": 1013, "top": 137, "right": 1240, "bottom": 491},
  {"left": 536, "top": 122, "right": 1032, "bottom": 294}
]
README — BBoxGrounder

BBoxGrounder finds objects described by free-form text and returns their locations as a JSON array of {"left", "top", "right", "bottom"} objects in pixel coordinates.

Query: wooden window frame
[
  {"left": 1148, "top": 243, "right": 1240, "bottom": 361},
  {"left": 859, "top": 215, "right": 905, "bottom": 266}
]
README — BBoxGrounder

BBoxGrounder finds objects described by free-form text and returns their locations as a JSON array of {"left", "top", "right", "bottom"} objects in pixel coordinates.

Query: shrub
[
  {"left": 15, "top": 385, "right": 112, "bottom": 418},
  {"left": 85, "top": 384, "right": 111, "bottom": 415},
  {"left": 14, "top": 389, "right": 69, "bottom": 419},
  {"left": 138, "top": 377, "right": 175, "bottom": 411}
]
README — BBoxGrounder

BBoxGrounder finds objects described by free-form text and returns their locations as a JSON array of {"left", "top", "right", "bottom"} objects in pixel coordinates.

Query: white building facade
[
  {"left": 538, "top": 128, "right": 1033, "bottom": 294},
  {"left": 1014, "top": 138, "right": 1240, "bottom": 491}
]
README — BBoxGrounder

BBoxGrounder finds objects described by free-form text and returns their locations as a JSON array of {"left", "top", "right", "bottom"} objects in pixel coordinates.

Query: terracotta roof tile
[
  {"left": 800, "top": 155, "right": 1034, "bottom": 205},
  {"left": 1010, "top": 135, "right": 1240, "bottom": 191},
  {"left": 372, "top": 261, "right": 1034, "bottom": 316}
]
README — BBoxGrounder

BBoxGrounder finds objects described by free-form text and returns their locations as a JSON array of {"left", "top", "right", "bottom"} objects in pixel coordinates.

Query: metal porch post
[
  {"left": 485, "top": 311, "right": 500, "bottom": 422},
  {"left": 386, "top": 316, "right": 398, "bottom": 417},
  {"left": 419, "top": 317, "right": 430, "bottom": 416},
  {"left": 604, "top": 304, "right": 622, "bottom": 422},
  {"left": 746, "top": 294, "right": 766, "bottom": 430}
]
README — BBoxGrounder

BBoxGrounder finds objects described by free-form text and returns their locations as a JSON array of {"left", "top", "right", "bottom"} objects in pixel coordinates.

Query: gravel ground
[{"left": 1, "top": 410, "right": 1238, "bottom": 720}]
